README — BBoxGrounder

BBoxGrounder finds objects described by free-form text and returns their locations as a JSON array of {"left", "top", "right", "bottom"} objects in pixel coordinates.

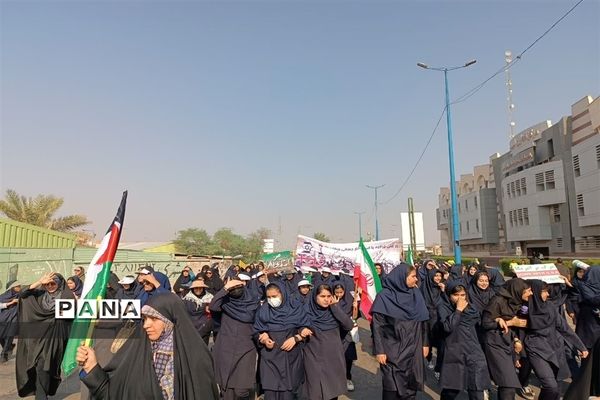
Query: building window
[
  {"left": 516, "top": 179, "right": 521, "bottom": 196},
  {"left": 573, "top": 155, "right": 581, "bottom": 177},
  {"left": 556, "top": 237, "right": 563, "bottom": 248},
  {"left": 517, "top": 208, "right": 523, "bottom": 226},
  {"left": 596, "top": 145, "right": 600, "bottom": 169},
  {"left": 523, "top": 208, "right": 529, "bottom": 225},
  {"left": 521, "top": 177, "right": 527, "bottom": 195},
  {"left": 545, "top": 170, "right": 555, "bottom": 190},
  {"left": 474, "top": 196, "right": 478, "bottom": 208},
  {"left": 577, "top": 194, "right": 585, "bottom": 217},
  {"left": 476, "top": 219, "right": 480, "bottom": 232},
  {"left": 552, "top": 204, "right": 561, "bottom": 223},
  {"left": 459, "top": 223, "right": 462, "bottom": 233},
  {"left": 509, "top": 210, "right": 514, "bottom": 227},
  {"left": 465, "top": 199, "right": 469, "bottom": 211},
  {"left": 466, "top": 221, "right": 470, "bottom": 231},
  {"left": 458, "top": 202, "right": 461, "bottom": 213},
  {"left": 536, "top": 172, "right": 545, "bottom": 191},
  {"left": 506, "top": 183, "right": 511, "bottom": 198},
  {"left": 548, "top": 139, "right": 555, "bottom": 159}
]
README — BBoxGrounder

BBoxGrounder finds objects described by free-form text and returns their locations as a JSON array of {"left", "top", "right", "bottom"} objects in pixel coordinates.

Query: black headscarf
[
  {"left": 88, "top": 293, "right": 219, "bottom": 399},
  {"left": 484, "top": 266, "right": 506, "bottom": 292},
  {"left": 438, "top": 279, "right": 480, "bottom": 326},
  {"left": 332, "top": 282, "right": 354, "bottom": 316},
  {"left": 16, "top": 274, "right": 73, "bottom": 397},
  {"left": 106, "top": 272, "right": 121, "bottom": 299},
  {"left": 221, "top": 285, "right": 261, "bottom": 324},
  {"left": 468, "top": 271, "right": 495, "bottom": 312},
  {"left": 247, "top": 277, "right": 266, "bottom": 301},
  {"left": 173, "top": 269, "right": 194, "bottom": 294},
  {"left": 304, "top": 284, "right": 340, "bottom": 331},
  {"left": 370, "top": 263, "right": 429, "bottom": 321},
  {"left": 68, "top": 275, "right": 83, "bottom": 298},
  {"left": 527, "top": 279, "right": 554, "bottom": 330},
  {"left": 578, "top": 265, "right": 600, "bottom": 304},
  {"left": 485, "top": 278, "right": 529, "bottom": 319},
  {"left": 202, "top": 267, "right": 224, "bottom": 295},
  {"left": 420, "top": 269, "right": 444, "bottom": 309},
  {"left": 449, "top": 264, "right": 467, "bottom": 285},
  {"left": 253, "top": 281, "right": 308, "bottom": 332}
]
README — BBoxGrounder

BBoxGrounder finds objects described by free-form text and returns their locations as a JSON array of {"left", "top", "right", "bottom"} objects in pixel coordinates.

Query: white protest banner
[
  {"left": 294, "top": 235, "right": 401, "bottom": 273},
  {"left": 513, "top": 263, "right": 564, "bottom": 284}
]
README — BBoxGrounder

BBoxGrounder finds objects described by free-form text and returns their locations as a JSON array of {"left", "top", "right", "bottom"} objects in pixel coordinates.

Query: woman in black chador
[
  {"left": 371, "top": 263, "right": 430, "bottom": 400},
  {"left": 210, "top": 278, "right": 261, "bottom": 400},
  {"left": 253, "top": 281, "right": 310, "bottom": 400},
  {"left": 302, "top": 283, "right": 354, "bottom": 400},
  {"left": 437, "top": 280, "right": 491, "bottom": 400},
  {"left": 16, "top": 273, "right": 73, "bottom": 399},
  {"left": 77, "top": 292, "right": 218, "bottom": 399},
  {"left": 481, "top": 278, "right": 532, "bottom": 400}
]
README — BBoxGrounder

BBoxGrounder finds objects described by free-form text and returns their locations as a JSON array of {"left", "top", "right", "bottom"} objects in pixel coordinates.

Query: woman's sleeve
[
  {"left": 556, "top": 314, "right": 587, "bottom": 352},
  {"left": 372, "top": 312, "right": 386, "bottom": 355},
  {"left": 481, "top": 300, "right": 500, "bottom": 331},
  {"left": 330, "top": 303, "right": 354, "bottom": 331},
  {"left": 208, "top": 289, "right": 228, "bottom": 312},
  {"left": 441, "top": 309, "right": 462, "bottom": 334},
  {"left": 80, "top": 364, "right": 110, "bottom": 400}
]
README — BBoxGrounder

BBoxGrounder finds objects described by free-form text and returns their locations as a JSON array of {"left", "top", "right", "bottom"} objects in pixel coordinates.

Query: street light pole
[
  {"left": 417, "top": 59, "right": 476, "bottom": 265},
  {"left": 354, "top": 211, "right": 365, "bottom": 241},
  {"left": 366, "top": 184, "right": 385, "bottom": 241}
]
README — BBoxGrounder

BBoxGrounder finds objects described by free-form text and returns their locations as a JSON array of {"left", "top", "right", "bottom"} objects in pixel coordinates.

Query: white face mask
[{"left": 267, "top": 297, "right": 282, "bottom": 308}]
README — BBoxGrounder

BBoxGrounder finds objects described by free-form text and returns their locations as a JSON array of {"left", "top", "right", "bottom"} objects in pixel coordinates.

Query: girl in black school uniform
[
  {"left": 481, "top": 278, "right": 532, "bottom": 400},
  {"left": 303, "top": 284, "right": 354, "bottom": 400},
  {"left": 371, "top": 263, "right": 430, "bottom": 400},
  {"left": 332, "top": 282, "right": 359, "bottom": 392},
  {"left": 253, "top": 281, "right": 311, "bottom": 400},
  {"left": 525, "top": 279, "right": 588, "bottom": 400},
  {"left": 437, "top": 280, "right": 491, "bottom": 400},
  {"left": 420, "top": 268, "right": 445, "bottom": 374}
]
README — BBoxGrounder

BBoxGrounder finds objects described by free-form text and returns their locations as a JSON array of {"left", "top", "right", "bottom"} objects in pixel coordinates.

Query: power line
[
  {"left": 381, "top": 107, "right": 447, "bottom": 205},
  {"left": 452, "top": 0, "right": 586, "bottom": 105},
  {"left": 380, "top": 0, "right": 586, "bottom": 205}
]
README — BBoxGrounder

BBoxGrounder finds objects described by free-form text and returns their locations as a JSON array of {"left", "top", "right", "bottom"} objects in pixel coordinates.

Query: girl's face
[
  {"left": 540, "top": 289, "right": 550, "bottom": 302},
  {"left": 406, "top": 270, "right": 418, "bottom": 288},
  {"left": 477, "top": 275, "right": 490, "bottom": 290},
  {"left": 576, "top": 269, "right": 585, "bottom": 279},
  {"left": 44, "top": 281, "right": 58, "bottom": 294},
  {"left": 375, "top": 265, "right": 382, "bottom": 275},
  {"left": 316, "top": 290, "right": 332, "bottom": 308},
  {"left": 182, "top": 269, "right": 190, "bottom": 276},
  {"left": 334, "top": 287, "right": 345, "bottom": 299},
  {"left": 521, "top": 287, "right": 533, "bottom": 302},
  {"left": 299, "top": 285, "right": 311, "bottom": 295},
  {"left": 123, "top": 284, "right": 131, "bottom": 290},
  {"left": 266, "top": 287, "right": 282, "bottom": 302},
  {"left": 450, "top": 289, "right": 467, "bottom": 305},
  {"left": 468, "top": 266, "right": 478, "bottom": 276},
  {"left": 433, "top": 273, "right": 442, "bottom": 284},
  {"left": 67, "top": 279, "right": 76, "bottom": 290},
  {"left": 192, "top": 287, "right": 204, "bottom": 296}
]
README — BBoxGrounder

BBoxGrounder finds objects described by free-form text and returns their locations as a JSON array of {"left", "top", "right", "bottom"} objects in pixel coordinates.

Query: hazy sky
[{"left": 1, "top": 0, "right": 599, "bottom": 249}]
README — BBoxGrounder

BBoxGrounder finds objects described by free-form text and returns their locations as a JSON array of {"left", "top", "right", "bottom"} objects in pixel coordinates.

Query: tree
[
  {"left": 173, "top": 227, "right": 273, "bottom": 262},
  {"left": 313, "top": 232, "right": 330, "bottom": 242},
  {"left": 0, "top": 189, "right": 90, "bottom": 232}
]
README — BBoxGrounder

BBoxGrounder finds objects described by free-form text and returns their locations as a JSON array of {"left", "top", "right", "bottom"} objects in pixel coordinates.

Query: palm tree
[
  {"left": 0, "top": 189, "right": 90, "bottom": 232},
  {"left": 313, "top": 232, "right": 330, "bottom": 242}
]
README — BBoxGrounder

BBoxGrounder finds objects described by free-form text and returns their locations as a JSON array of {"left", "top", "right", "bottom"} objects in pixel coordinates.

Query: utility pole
[
  {"left": 408, "top": 198, "right": 417, "bottom": 255},
  {"left": 354, "top": 211, "right": 365, "bottom": 241},
  {"left": 366, "top": 184, "right": 385, "bottom": 241}
]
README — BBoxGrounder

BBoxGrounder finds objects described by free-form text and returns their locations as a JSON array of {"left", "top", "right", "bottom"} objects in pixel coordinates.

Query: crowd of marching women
[{"left": 1, "top": 258, "right": 599, "bottom": 400}]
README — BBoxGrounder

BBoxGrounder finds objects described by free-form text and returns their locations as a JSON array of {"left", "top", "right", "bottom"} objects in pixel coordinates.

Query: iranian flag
[
  {"left": 62, "top": 191, "right": 127, "bottom": 376},
  {"left": 353, "top": 239, "right": 382, "bottom": 321}
]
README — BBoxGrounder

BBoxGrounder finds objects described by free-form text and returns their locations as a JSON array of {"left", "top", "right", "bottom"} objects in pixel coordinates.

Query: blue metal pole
[{"left": 444, "top": 69, "right": 462, "bottom": 264}]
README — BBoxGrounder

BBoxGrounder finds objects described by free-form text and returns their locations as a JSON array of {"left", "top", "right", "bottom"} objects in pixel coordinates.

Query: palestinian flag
[
  {"left": 353, "top": 239, "right": 382, "bottom": 321},
  {"left": 61, "top": 191, "right": 127, "bottom": 376}
]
